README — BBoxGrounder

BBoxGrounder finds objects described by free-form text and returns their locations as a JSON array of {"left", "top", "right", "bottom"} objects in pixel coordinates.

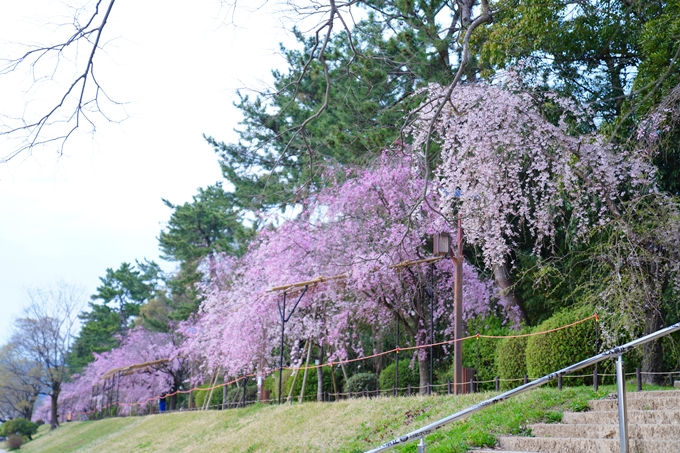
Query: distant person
[{"left": 159, "top": 393, "right": 167, "bottom": 412}]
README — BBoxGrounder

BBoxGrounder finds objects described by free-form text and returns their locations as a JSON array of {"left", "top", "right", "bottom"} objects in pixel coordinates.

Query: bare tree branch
[{"left": 0, "top": 0, "right": 120, "bottom": 163}]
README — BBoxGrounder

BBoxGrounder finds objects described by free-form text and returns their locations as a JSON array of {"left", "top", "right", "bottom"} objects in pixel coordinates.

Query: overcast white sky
[{"left": 0, "top": 1, "right": 334, "bottom": 341}]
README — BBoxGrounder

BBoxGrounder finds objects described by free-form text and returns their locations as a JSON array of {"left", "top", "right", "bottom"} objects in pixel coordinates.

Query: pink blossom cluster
[
  {"left": 410, "top": 81, "right": 657, "bottom": 266},
  {"left": 181, "top": 150, "right": 507, "bottom": 382},
  {"left": 34, "top": 328, "right": 184, "bottom": 419}
]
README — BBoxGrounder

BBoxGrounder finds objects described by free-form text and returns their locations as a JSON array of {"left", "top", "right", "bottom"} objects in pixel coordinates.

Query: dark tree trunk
[
  {"left": 50, "top": 381, "right": 61, "bottom": 429},
  {"left": 641, "top": 308, "right": 665, "bottom": 385},
  {"left": 493, "top": 261, "right": 528, "bottom": 324},
  {"left": 418, "top": 355, "right": 430, "bottom": 395},
  {"left": 317, "top": 346, "right": 324, "bottom": 402}
]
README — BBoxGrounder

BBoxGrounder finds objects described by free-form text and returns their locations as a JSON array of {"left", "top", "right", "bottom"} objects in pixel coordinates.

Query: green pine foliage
[{"left": 68, "top": 261, "right": 162, "bottom": 373}]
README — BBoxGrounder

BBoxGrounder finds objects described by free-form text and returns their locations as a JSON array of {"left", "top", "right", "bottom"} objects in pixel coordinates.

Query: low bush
[
  {"left": 267, "top": 366, "right": 342, "bottom": 402},
  {"left": 193, "top": 382, "right": 225, "bottom": 409},
  {"left": 462, "top": 314, "right": 511, "bottom": 391},
  {"left": 526, "top": 305, "right": 598, "bottom": 386},
  {"left": 378, "top": 358, "right": 420, "bottom": 391},
  {"left": 0, "top": 418, "right": 38, "bottom": 440},
  {"left": 7, "top": 433, "right": 24, "bottom": 449},
  {"left": 344, "top": 372, "right": 378, "bottom": 394},
  {"left": 497, "top": 335, "right": 529, "bottom": 390}
]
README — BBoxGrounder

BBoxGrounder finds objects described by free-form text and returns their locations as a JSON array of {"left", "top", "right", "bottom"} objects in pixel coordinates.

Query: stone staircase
[{"left": 472, "top": 390, "right": 680, "bottom": 453}]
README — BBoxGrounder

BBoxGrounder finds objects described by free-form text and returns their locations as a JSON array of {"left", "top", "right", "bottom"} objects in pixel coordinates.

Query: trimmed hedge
[
  {"left": 526, "top": 305, "right": 597, "bottom": 386},
  {"left": 462, "top": 315, "right": 511, "bottom": 391},
  {"left": 378, "top": 358, "right": 420, "bottom": 391},
  {"left": 496, "top": 335, "right": 529, "bottom": 390},
  {"left": 344, "top": 372, "right": 378, "bottom": 394}
]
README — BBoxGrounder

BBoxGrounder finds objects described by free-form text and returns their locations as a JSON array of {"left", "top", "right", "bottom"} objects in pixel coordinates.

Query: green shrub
[
  {"left": 0, "top": 418, "right": 38, "bottom": 441},
  {"left": 379, "top": 358, "right": 420, "bottom": 391},
  {"left": 266, "top": 366, "right": 341, "bottom": 402},
  {"left": 193, "top": 382, "right": 224, "bottom": 409},
  {"left": 344, "top": 372, "right": 378, "bottom": 394},
  {"left": 225, "top": 384, "right": 258, "bottom": 405},
  {"left": 526, "top": 305, "right": 598, "bottom": 386},
  {"left": 264, "top": 370, "right": 292, "bottom": 401},
  {"left": 462, "top": 314, "right": 511, "bottom": 391},
  {"left": 497, "top": 335, "right": 529, "bottom": 390}
]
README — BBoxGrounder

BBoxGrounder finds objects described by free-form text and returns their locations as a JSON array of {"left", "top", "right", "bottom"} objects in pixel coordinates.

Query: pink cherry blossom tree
[
  {"left": 186, "top": 149, "right": 508, "bottom": 395},
  {"left": 410, "top": 79, "right": 657, "bottom": 321},
  {"left": 36, "top": 328, "right": 185, "bottom": 419}
]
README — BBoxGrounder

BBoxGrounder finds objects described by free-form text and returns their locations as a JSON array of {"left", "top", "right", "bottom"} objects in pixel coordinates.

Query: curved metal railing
[{"left": 364, "top": 321, "right": 680, "bottom": 453}]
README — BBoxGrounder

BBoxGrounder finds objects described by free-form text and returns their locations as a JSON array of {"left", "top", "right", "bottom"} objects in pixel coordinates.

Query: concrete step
[
  {"left": 562, "top": 409, "right": 680, "bottom": 425},
  {"left": 589, "top": 396, "right": 680, "bottom": 411},
  {"left": 472, "top": 450, "right": 547, "bottom": 453},
  {"left": 528, "top": 422, "right": 680, "bottom": 440},
  {"left": 625, "top": 390, "right": 680, "bottom": 399},
  {"left": 562, "top": 410, "right": 680, "bottom": 425},
  {"left": 498, "top": 436, "right": 678, "bottom": 453}
]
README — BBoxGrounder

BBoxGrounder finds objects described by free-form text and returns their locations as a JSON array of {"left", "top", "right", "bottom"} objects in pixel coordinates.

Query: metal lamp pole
[
  {"left": 277, "top": 286, "right": 309, "bottom": 404},
  {"left": 427, "top": 264, "right": 435, "bottom": 395},
  {"left": 434, "top": 212, "right": 464, "bottom": 394}
]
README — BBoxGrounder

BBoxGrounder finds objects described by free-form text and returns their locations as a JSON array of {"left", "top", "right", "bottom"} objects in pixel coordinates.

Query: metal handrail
[{"left": 364, "top": 320, "right": 680, "bottom": 453}]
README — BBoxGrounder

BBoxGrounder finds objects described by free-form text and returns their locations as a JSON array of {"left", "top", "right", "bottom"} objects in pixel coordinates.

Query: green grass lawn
[{"left": 4, "top": 383, "right": 668, "bottom": 453}]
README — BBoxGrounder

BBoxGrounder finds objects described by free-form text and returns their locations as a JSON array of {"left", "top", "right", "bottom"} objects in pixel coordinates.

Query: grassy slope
[{"left": 7, "top": 384, "right": 649, "bottom": 453}]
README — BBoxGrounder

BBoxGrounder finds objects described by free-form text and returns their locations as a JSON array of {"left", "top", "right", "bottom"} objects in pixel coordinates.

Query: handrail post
[
  {"left": 417, "top": 438, "right": 426, "bottom": 453},
  {"left": 616, "top": 356, "right": 629, "bottom": 453}
]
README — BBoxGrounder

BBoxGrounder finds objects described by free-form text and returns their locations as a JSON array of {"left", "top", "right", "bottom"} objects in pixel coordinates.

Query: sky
[{"left": 0, "top": 0, "right": 334, "bottom": 341}]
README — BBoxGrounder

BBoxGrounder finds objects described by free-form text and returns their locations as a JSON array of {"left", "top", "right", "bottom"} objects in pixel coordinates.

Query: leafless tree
[
  {"left": 0, "top": 0, "right": 119, "bottom": 163},
  {"left": 0, "top": 0, "right": 491, "bottom": 165},
  {"left": 0, "top": 343, "right": 44, "bottom": 422},
  {"left": 10, "top": 282, "right": 84, "bottom": 429}
]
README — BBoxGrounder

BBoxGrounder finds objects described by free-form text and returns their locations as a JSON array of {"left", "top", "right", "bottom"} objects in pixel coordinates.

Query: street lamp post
[{"left": 434, "top": 212, "right": 464, "bottom": 394}]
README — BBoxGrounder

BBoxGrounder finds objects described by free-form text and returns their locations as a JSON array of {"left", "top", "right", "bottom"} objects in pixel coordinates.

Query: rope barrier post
[
  {"left": 393, "top": 386, "right": 397, "bottom": 397},
  {"left": 448, "top": 380, "right": 452, "bottom": 395},
  {"left": 429, "top": 263, "right": 435, "bottom": 397},
  {"left": 495, "top": 376, "right": 499, "bottom": 392},
  {"left": 636, "top": 368, "right": 642, "bottom": 392},
  {"left": 277, "top": 291, "right": 287, "bottom": 405},
  {"left": 523, "top": 375, "right": 528, "bottom": 385},
  {"left": 408, "top": 384, "right": 412, "bottom": 396},
  {"left": 469, "top": 376, "right": 474, "bottom": 394},
  {"left": 241, "top": 371, "right": 247, "bottom": 408},
  {"left": 558, "top": 375, "right": 562, "bottom": 391},
  {"left": 417, "top": 437, "right": 426, "bottom": 453},
  {"left": 594, "top": 312, "right": 599, "bottom": 392},
  {"left": 395, "top": 319, "right": 399, "bottom": 395},
  {"left": 669, "top": 373, "right": 674, "bottom": 387},
  {"left": 616, "top": 356, "right": 629, "bottom": 453},
  {"left": 115, "top": 371, "right": 121, "bottom": 416},
  {"left": 222, "top": 376, "right": 227, "bottom": 410}
]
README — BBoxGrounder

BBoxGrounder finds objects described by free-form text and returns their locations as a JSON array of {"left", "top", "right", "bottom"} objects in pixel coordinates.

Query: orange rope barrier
[{"left": 67, "top": 313, "right": 597, "bottom": 417}]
